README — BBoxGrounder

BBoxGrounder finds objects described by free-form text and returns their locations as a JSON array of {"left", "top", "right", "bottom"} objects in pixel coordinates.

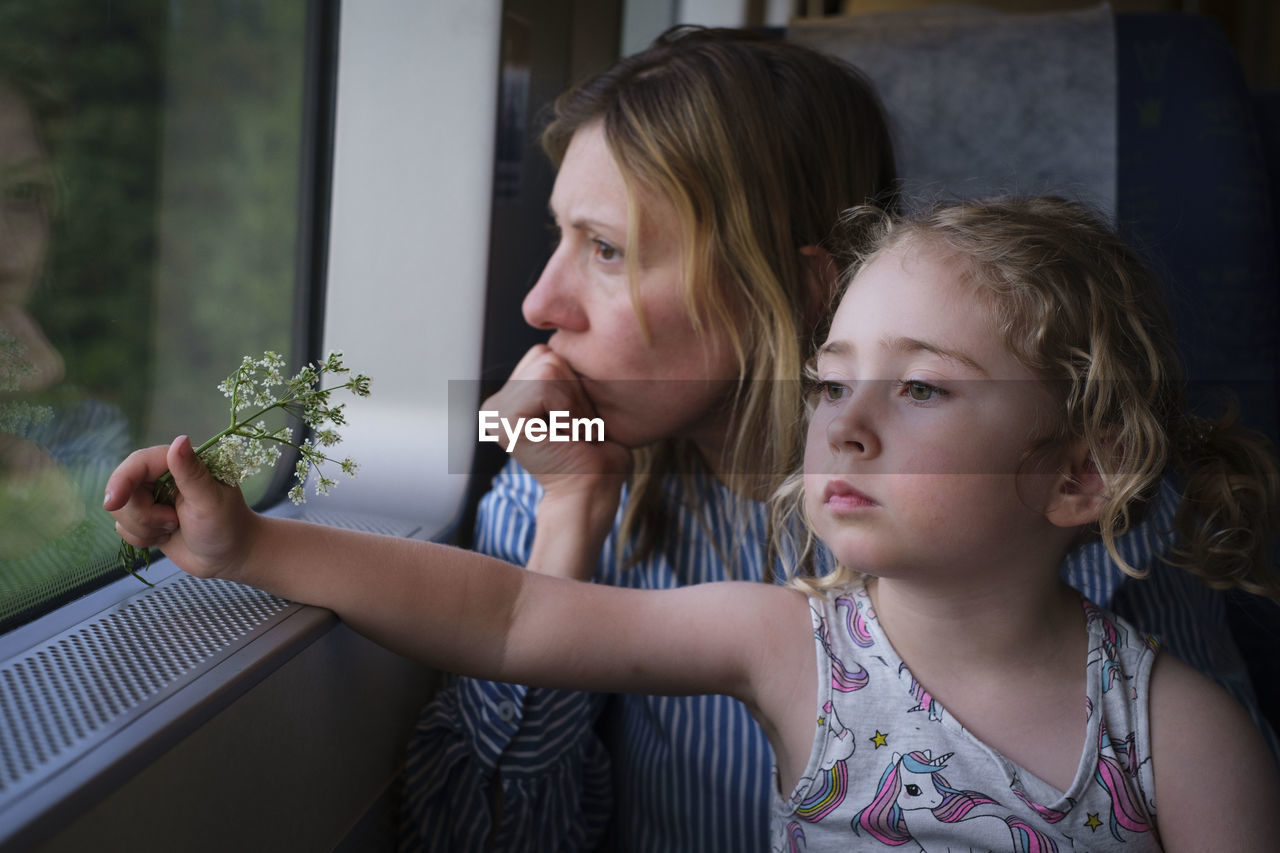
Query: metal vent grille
[{"left": 0, "top": 575, "right": 292, "bottom": 799}]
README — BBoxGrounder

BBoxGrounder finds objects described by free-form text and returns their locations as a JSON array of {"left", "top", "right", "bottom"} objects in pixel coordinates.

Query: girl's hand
[{"left": 103, "top": 435, "right": 257, "bottom": 583}]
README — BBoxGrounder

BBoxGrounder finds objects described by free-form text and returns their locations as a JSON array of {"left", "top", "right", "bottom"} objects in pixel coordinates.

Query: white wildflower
[
  {"left": 203, "top": 433, "right": 282, "bottom": 486},
  {"left": 119, "top": 349, "right": 372, "bottom": 578}
]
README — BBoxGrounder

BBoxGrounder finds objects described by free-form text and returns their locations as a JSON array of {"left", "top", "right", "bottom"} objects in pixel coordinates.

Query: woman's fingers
[{"left": 486, "top": 345, "right": 588, "bottom": 416}]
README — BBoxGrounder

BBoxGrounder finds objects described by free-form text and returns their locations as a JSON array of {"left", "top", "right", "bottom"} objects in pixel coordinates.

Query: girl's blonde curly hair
[{"left": 776, "top": 196, "right": 1280, "bottom": 601}]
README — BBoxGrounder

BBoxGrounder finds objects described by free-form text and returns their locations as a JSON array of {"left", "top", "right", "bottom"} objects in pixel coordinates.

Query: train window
[
  {"left": 0, "top": 3, "right": 498, "bottom": 846},
  {"left": 0, "top": 1, "right": 323, "bottom": 633}
]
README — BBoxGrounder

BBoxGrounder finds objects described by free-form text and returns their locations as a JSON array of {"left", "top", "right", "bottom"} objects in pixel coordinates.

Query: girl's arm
[
  {"left": 1147, "top": 651, "right": 1280, "bottom": 849},
  {"left": 105, "top": 436, "right": 810, "bottom": 705}
]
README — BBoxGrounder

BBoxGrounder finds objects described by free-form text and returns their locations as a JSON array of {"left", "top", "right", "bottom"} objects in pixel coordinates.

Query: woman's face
[
  {"left": 0, "top": 82, "right": 52, "bottom": 310},
  {"left": 522, "top": 122, "right": 740, "bottom": 455}
]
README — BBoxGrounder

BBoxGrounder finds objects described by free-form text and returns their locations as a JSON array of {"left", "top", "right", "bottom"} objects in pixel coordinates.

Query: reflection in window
[{"left": 0, "top": 1, "right": 311, "bottom": 632}]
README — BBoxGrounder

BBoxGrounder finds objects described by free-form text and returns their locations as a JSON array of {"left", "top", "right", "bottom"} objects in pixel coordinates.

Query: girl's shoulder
[
  {"left": 1081, "top": 597, "right": 1160, "bottom": 660},
  {"left": 1146, "top": 650, "right": 1280, "bottom": 845}
]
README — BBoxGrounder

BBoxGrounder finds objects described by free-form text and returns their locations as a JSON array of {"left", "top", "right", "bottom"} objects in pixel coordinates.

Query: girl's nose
[
  {"left": 825, "top": 382, "right": 881, "bottom": 458},
  {"left": 522, "top": 248, "right": 587, "bottom": 332}
]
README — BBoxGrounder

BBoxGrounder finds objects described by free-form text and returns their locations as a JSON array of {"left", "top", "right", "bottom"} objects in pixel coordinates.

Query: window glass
[{"left": 0, "top": 0, "right": 313, "bottom": 631}]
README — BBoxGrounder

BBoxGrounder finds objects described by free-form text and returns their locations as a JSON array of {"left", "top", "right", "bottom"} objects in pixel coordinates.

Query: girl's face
[
  {"left": 522, "top": 122, "right": 739, "bottom": 454},
  {"left": 803, "top": 241, "right": 1068, "bottom": 580}
]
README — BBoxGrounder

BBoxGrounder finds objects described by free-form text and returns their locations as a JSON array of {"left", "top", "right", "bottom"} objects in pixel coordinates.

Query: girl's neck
[
  {"left": 865, "top": 562, "right": 1082, "bottom": 673},
  {"left": 863, "top": 565, "right": 1091, "bottom": 794}
]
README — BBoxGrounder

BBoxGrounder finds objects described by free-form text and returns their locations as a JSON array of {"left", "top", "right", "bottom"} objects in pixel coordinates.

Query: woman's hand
[
  {"left": 486, "top": 344, "right": 631, "bottom": 483},
  {"left": 488, "top": 344, "right": 631, "bottom": 579},
  {"left": 103, "top": 435, "right": 258, "bottom": 583}
]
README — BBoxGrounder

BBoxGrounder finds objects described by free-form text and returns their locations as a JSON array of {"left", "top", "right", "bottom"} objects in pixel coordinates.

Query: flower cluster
[
  {"left": 205, "top": 350, "right": 370, "bottom": 501},
  {"left": 119, "top": 350, "right": 372, "bottom": 583}
]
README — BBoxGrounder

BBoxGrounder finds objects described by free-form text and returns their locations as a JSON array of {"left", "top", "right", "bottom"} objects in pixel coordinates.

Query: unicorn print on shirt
[{"left": 852, "top": 750, "right": 1059, "bottom": 853}]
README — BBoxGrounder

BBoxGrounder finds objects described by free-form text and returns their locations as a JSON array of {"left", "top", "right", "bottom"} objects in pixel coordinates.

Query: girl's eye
[
  {"left": 901, "top": 380, "right": 944, "bottom": 402},
  {"left": 820, "top": 381, "right": 848, "bottom": 402}
]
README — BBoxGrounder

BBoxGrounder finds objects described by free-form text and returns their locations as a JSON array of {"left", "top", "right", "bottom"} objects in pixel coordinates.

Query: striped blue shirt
[{"left": 400, "top": 461, "right": 1274, "bottom": 851}]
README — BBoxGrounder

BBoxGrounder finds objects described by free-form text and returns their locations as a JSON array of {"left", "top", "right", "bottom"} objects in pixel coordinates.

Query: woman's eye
[
  {"left": 902, "top": 380, "right": 943, "bottom": 402},
  {"left": 592, "top": 238, "right": 620, "bottom": 262}
]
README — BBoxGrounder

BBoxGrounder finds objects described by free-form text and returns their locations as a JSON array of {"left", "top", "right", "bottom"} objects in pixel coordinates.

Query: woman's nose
[{"left": 522, "top": 247, "right": 587, "bottom": 332}]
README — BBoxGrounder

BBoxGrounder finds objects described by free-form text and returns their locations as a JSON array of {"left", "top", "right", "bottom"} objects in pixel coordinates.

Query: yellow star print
[
  {"left": 869, "top": 730, "right": 888, "bottom": 748},
  {"left": 1084, "top": 813, "right": 1103, "bottom": 831}
]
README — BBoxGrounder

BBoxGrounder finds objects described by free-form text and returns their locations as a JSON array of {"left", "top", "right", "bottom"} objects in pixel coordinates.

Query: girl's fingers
[
  {"left": 114, "top": 520, "right": 172, "bottom": 549},
  {"left": 104, "top": 440, "right": 187, "bottom": 542},
  {"left": 164, "top": 435, "right": 218, "bottom": 502},
  {"left": 103, "top": 445, "right": 172, "bottom": 511}
]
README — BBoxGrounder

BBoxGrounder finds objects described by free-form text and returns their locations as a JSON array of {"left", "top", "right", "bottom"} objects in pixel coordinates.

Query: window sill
[{"left": 0, "top": 505, "right": 444, "bottom": 851}]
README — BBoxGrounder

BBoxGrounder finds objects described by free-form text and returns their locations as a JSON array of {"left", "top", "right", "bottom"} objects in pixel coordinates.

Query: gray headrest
[{"left": 789, "top": 4, "right": 1116, "bottom": 216}]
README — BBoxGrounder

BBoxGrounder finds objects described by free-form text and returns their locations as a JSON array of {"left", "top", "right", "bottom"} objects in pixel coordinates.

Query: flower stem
[{"left": 115, "top": 352, "right": 368, "bottom": 583}]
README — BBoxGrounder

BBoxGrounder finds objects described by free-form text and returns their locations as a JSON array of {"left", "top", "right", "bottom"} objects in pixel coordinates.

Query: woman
[{"left": 402, "top": 27, "right": 896, "bottom": 852}]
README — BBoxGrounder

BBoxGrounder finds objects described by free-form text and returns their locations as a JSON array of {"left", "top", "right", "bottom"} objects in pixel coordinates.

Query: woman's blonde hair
[
  {"left": 541, "top": 26, "right": 897, "bottom": 570},
  {"left": 780, "top": 196, "right": 1280, "bottom": 600}
]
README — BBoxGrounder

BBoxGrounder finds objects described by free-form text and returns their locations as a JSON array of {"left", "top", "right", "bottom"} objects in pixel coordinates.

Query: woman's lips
[{"left": 823, "top": 479, "right": 877, "bottom": 511}]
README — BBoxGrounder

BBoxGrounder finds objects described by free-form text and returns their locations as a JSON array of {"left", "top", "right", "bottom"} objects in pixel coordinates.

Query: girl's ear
[
  {"left": 799, "top": 245, "right": 838, "bottom": 328},
  {"left": 1045, "top": 437, "right": 1106, "bottom": 529}
]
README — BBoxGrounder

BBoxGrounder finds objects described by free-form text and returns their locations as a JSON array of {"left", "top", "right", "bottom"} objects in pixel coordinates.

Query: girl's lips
[{"left": 823, "top": 479, "right": 877, "bottom": 511}]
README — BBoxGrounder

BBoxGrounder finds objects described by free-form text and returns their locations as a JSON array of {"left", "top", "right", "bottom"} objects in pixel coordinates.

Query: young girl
[
  {"left": 106, "top": 196, "right": 1280, "bottom": 850},
  {"left": 421, "top": 27, "right": 898, "bottom": 850},
  {"left": 418, "top": 25, "right": 1269, "bottom": 851}
]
